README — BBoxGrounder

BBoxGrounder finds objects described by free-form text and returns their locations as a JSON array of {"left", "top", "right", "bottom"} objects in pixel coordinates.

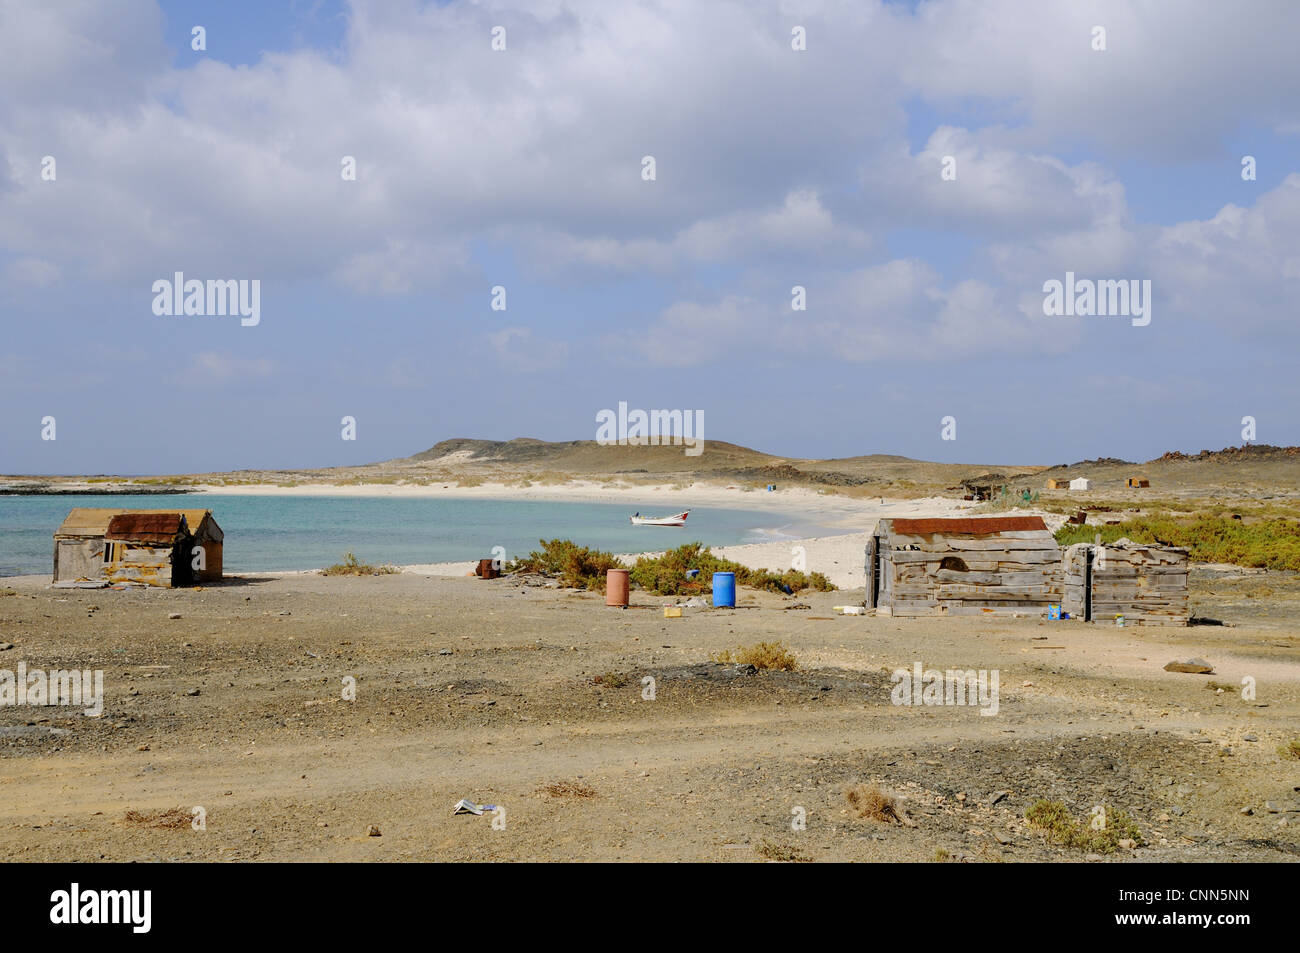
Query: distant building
[
  {"left": 1126, "top": 477, "right": 1150, "bottom": 488},
  {"left": 1069, "top": 477, "right": 1091, "bottom": 491},
  {"left": 1046, "top": 478, "right": 1067, "bottom": 489},
  {"left": 53, "top": 508, "right": 223, "bottom": 587}
]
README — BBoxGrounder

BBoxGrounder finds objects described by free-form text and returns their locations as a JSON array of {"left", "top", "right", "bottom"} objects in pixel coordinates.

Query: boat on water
[{"left": 629, "top": 510, "right": 689, "bottom": 527}]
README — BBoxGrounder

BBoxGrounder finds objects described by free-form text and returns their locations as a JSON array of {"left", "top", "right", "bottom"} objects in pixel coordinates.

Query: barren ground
[{"left": 1, "top": 567, "right": 1297, "bottom": 862}]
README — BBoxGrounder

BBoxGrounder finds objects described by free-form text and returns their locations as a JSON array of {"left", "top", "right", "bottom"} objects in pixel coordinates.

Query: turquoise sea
[{"left": 0, "top": 493, "right": 822, "bottom": 576}]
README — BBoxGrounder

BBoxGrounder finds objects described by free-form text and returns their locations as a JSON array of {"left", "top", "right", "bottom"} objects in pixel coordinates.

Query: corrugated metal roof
[
  {"left": 56, "top": 507, "right": 216, "bottom": 537},
  {"left": 105, "top": 513, "right": 187, "bottom": 544},
  {"left": 888, "top": 516, "right": 1048, "bottom": 535}
]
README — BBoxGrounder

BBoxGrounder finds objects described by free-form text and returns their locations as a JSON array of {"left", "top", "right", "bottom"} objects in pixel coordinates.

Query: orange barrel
[{"left": 605, "top": 568, "right": 630, "bottom": 606}]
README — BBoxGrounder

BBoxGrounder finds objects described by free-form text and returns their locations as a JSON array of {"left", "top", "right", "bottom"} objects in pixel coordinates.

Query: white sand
[{"left": 222, "top": 478, "right": 1027, "bottom": 590}]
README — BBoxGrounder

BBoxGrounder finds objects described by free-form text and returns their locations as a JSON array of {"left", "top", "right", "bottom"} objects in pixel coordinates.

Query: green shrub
[
  {"left": 507, "top": 539, "right": 622, "bottom": 590},
  {"left": 508, "top": 539, "right": 836, "bottom": 595},
  {"left": 630, "top": 542, "right": 835, "bottom": 595},
  {"left": 1025, "top": 799, "right": 1144, "bottom": 853},
  {"left": 1055, "top": 514, "right": 1300, "bottom": 571},
  {"left": 321, "top": 552, "right": 398, "bottom": 576}
]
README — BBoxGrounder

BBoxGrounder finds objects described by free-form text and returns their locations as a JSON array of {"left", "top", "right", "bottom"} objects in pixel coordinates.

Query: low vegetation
[
  {"left": 1054, "top": 514, "right": 1300, "bottom": 571},
  {"left": 711, "top": 641, "right": 798, "bottom": 671},
  {"left": 844, "top": 783, "right": 906, "bottom": 824},
  {"left": 508, "top": 539, "right": 622, "bottom": 590},
  {"left": 509, "top": 539, "right": 835, "bottom": 594},
  {"left": 1279, "top": 739, "right": 1300, "bottom": 760},
  {"left": 536, "top": 780, "right": 598, "bottom": 799},
  {"left": 754, "top": 838, "right": 811, "bottom": 863},
  {"left": 1025, "top": 799, "right": 1144, "bottom": 853},
  {"left": 321, "top": 552, "right": 399, "bottom": 576},
  {"left": 122, "top": 807, "right": 193, "bottom": 830},
  {"left": 630, "top": 542, "right": 834, "bottom": 595}
]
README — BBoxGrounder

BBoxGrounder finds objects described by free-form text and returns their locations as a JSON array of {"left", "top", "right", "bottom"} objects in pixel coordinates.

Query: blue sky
[{"left": 2, "top": 0, "right": 1298, "bottom": 474}]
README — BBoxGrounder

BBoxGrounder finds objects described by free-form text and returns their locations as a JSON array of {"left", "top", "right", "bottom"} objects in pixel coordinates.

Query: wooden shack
[
  {"left": 1046, "top": 478, "right": 1066, "bottom": 489},
  {"left": 867, "top": 517, "right": 1063, "bottom": 617},
  {"left": 102, "top": 513, "right": 191, "bottom": 587},
  {"left": 52, "top": 509, "right": 115, "bottom": 585},
  {"left": 1126, "top": 477, "right": 1150, "bottom": 488},
  {"left": 52, "top": 507, "right": 223, "bottom": 586},
  {"left": 1062, "top": 540, "right": 1188, "bottom": 625}
]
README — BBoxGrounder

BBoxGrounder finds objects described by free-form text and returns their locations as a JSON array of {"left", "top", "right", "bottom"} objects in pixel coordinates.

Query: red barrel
[{"left": 605, "top": 568, "right": 630, "bottom": 606}]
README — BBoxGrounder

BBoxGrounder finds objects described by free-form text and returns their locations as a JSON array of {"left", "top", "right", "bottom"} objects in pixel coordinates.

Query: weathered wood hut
[
  {"left": 53, "top": 509, "right": 116, "bottom": 585},
  {"left": 867, "top": 517, "right": 1063, "bottom": 617},
  {"left": 52, "top": 508, "right": 223, "bottom": 586},
  {"left": 1062, "top": 540, "right": 1188, "bottom": 625},
  {"left": 1046, "top": 478, "right": 1067, "bottom": 490},
  {"left": 1126, "top": 477, "right": 1150, "bottom": 488},
  {"left": 102, "top": 513, "right": 191, "bottom": 587}
]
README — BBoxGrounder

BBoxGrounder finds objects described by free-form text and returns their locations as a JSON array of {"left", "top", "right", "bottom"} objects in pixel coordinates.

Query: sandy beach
[{"left": 194, "top": 482, "right": 1006, "bottom": 589}]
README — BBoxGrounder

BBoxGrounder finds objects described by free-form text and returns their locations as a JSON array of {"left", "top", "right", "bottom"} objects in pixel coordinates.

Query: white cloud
[
  {"left": 186, "top": 351, "right": 274, "bottom": 383},
  {"left": 487, "top": 326, "right": 568, "bottom": 370},
  {"left": 1, "top": 257, "right": 59, "bottom": 287}
]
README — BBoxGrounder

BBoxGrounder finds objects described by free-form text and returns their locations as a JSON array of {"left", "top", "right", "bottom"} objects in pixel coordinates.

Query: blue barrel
[{"left": 712, "top": 571, "right": 736, "bottom": 608}]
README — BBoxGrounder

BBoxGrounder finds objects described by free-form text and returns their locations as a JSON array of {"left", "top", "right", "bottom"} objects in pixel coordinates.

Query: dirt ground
[{"left": 1, "top": 567, "right": 1297, "bottom": 862}]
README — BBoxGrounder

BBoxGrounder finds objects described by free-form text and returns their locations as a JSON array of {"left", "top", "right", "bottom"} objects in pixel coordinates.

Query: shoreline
[{"left": 1, "top": 481, "right": 1057, "bottom": 589}]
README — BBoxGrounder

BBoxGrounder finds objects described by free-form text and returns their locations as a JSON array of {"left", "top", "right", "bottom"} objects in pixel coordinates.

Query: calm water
[{"left": 0, "top": 493, "right": 813, "bottom": 576}]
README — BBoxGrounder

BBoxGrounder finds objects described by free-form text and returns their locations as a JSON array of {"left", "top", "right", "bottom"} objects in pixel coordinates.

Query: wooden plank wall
[
  {"left": 1062, "top": 541, "right": 1188, "bottom": 625},
  {"left": 1092, "top": 543, "right": 1188, "bottom": 625},
  {"left": 883, "top": 530, "right": 1063, "bottom": 617}
]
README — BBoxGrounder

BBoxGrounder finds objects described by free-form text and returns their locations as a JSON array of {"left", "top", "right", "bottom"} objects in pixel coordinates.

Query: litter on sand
[
  {"left": 453, "top": 798, "right": 498, "bottom": 816},
  {"left": 833, "top": 605, "right": 865, "bottom": 615}
]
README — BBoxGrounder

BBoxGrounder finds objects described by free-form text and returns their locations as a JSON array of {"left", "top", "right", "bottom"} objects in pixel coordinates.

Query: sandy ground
[{"left": 0, "top": 567, "right": 1297, "bottom": 863}]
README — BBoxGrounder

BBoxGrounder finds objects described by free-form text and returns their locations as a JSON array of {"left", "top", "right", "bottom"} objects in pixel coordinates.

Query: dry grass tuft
[
  {"left": 536, "top": 780, "right": 598, "bottom": 799},
  {"left": 1279, "top": 739, "right": 1300, "bottom": 760},
  {"left": 711, "top": 641, "right": 797, "bottom": 671},
  {"left": 844, "top": 782, "right": 908, "bottom": 824},
  {"left": 123, "top": 807, "right": 192, "bottom": 830},
  {"left": 321, "top": 552, "right": 398, "bottom": 576},
  {"left": 754, "top": 838, "right": 812, "bottom": 862}
]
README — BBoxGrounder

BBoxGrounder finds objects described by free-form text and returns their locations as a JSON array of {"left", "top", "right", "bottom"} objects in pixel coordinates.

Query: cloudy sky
[{"left": 2, "top": 0, "right": 1297, "bottom": 474}]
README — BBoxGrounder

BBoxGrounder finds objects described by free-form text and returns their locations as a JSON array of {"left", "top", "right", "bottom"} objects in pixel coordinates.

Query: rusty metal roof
[
  {"left": 888, "top": 516, "right": 1048, "bottom": 535},
  {"left": 56, "top": 508, "right": 217, "bottom": 538},
  {"left": 105, "top": 513, "right": 188, "bottom": 544}
]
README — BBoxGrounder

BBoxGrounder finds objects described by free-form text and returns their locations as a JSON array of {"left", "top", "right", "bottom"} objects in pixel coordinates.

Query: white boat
[{"left": 629, "top": 510, "right": 689, "bottom": 527}]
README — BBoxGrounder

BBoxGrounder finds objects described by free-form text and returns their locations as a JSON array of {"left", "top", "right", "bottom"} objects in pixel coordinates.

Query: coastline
[
  {"left": 2, "top": 480, "right": 1061, "bottom": 589},
  {"left": 195, "top": 481, "right": 987, "bottom": 589}
]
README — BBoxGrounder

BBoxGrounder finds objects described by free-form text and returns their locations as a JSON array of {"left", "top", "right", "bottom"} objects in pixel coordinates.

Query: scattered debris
[{"left": 452, "top": 798, "right": 497, "bottom": 816}]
